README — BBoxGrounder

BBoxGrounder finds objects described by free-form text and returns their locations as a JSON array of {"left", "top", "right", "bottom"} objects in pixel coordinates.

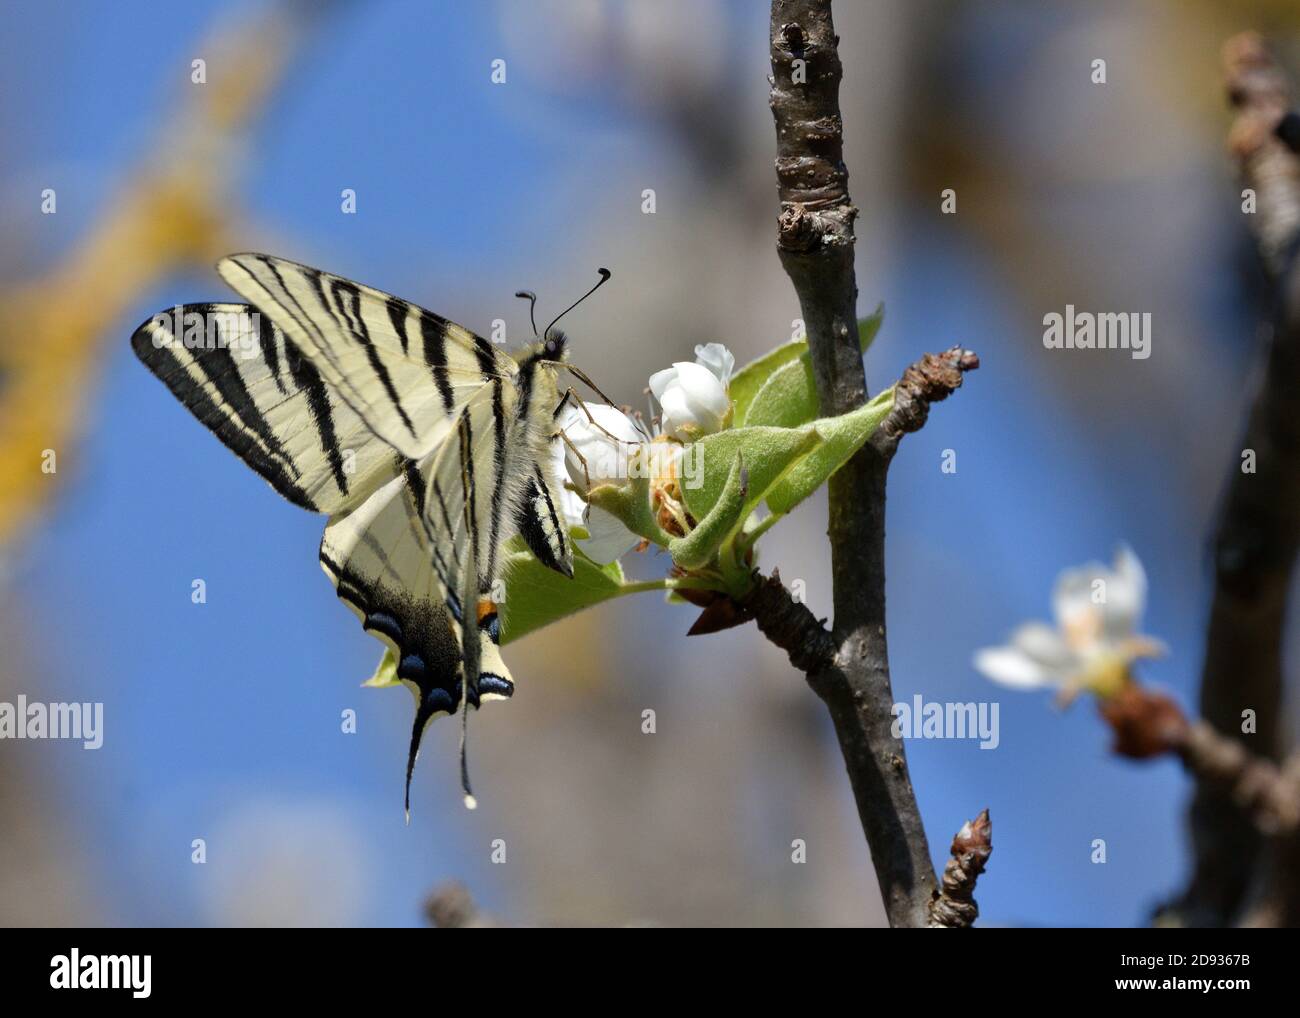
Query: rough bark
[{"left": 765, "top": 0, "right": 979, "bottom": 927}]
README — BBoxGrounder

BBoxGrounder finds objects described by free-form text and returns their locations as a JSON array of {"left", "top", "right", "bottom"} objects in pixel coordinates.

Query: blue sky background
[{"left": 2, "top": 0, "right": 1286, "bottom": 926}]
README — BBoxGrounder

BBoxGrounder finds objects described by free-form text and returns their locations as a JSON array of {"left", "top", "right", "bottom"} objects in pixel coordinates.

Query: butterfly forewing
[
  {"left": 131, "top": 302, "right": 399, "bottom": 513},
  {"left": 217, "top": 253, "right": 517, "bottom": 460}
]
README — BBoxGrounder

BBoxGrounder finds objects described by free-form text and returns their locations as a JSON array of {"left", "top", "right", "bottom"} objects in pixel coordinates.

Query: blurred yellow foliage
[{"left": 0, "top": 6, "right": 307, "bottom": 549}]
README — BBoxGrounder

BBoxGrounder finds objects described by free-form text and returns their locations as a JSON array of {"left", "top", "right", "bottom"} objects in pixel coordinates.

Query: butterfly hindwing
[{"left": 318, "top": 459, "right": 513, "bottom": 815}]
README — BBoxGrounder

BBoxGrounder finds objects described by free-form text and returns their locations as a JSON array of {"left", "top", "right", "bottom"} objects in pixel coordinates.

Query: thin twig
[
  {"left": 928, "top": 810, "right": 992, "bottom": 929},
  {"left": 1100, "top": 684, "right": 1300, "bottom": 839},
  {"left": 765, "top": 0, "right": 978, "bottom": 927}
]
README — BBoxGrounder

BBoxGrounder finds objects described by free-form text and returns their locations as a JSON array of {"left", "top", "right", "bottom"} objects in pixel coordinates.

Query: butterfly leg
[
  {"left": 556, "top": 386, "right": 641, "bottom": 448},
  {"left": 561, "top": 363, "right": 621, "bottom": 410},
  {"left": 557, "top": 427, "right": 594, "bottom": 514}
]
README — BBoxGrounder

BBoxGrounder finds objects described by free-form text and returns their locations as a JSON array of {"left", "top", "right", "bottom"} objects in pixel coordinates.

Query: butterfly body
[{"left": 131, "top": 254, "right": 583, "bottom": 810}]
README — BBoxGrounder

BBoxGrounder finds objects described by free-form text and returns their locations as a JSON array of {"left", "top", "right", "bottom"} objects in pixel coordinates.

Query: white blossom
[
  {"left": 973, "top": 545, "right": 1166, "bottom": 699},
  {"left": 553, "top": 403, "right": 643, "bottom": 564},
  {"left": 648, "top": 343, "right": 734, "bottom": 439}
]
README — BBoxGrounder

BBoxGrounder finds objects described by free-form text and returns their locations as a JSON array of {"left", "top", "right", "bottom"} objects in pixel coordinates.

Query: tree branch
[
  {"left": 1174, "top": 32, "right": 1300, "bottom": 926},
  {"left": 746, "top": 568, "right": 835, "bottom": 674},
  {"left": 767, "top": 0, "right": 978, "bottom": 927}
]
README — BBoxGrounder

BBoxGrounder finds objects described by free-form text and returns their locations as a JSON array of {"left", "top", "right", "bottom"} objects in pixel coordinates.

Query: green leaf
[
  {"left": 857, "top": 303, "right": 885, "bottom": 355},
  {"left": 741, "top": 304, "right": 885, "bottom": 428},
  {"left": 681, "top": 425, "right": 820, "bottom": 525},
  {"left": 743, "top": 354, "right": 818, "bottom": 429},
  {"left": 765, "top": 388, "right": 894, "bottom": 515},
  {"left": 729, "top": 341, "right": 807, "bottom": 425},
  {"left": 669, "top": 452, "right": 747, "bottom": 569},
  {"left": 499, "top": 542, "right": 629, "bottom": 645}
]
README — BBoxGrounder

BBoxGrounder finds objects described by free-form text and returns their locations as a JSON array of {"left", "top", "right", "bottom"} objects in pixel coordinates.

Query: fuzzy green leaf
[
  {"left": 499, "top": 542, "right": 629, "bottom": 644},
  {"left": 765, "top": 388, "right": 894, "bottom": 515},
  {"left": 729, "top": 342, "right": 807, "bottom": 425},
  {"left": 741, "top": 305, "right": 885, "bottom": 428},
  {"left": 743, "top": 355, "right": 818, "bottom": 429},
  {"left": 681, "top": 425, "right": 820, "bottom": 525},
  {"left": 669, "top": 452, "right": 747, "bottom": 569}
]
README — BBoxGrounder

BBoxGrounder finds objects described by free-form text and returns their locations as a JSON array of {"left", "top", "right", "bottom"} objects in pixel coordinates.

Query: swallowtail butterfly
[{"left": 132, "top": 254, "right": 606, "bottom": 814}]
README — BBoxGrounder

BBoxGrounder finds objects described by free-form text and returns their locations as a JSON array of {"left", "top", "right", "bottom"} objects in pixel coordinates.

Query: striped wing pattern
[
  {"left": 421, "top": 377, "right": 567, "bottom": 613},
  {"left": 418, "top": 367, "right": 571, "bottom": 805},
  {"left": 319, "top": 461, "right": 514, "bottom": 813},
  {"left": 132, "top": 302, "right": 399, "bottom": 513},
  {"left": 217, "top": 253, "right": 517, "bottom": 460},
  {"left": 129, "top": 254, "right": 577, "bottom": 810}
]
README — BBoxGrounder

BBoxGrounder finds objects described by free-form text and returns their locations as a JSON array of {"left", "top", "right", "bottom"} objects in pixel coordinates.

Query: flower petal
[
  {"left": 693, "top": 342, "right": 735, "bottom": 387},
  {"left": 550, "top": 439, "right": 587, "bottom": 527},
  {"left": 648, "top": 366, "right": 679, "bottom": 402},
  {"left": 560, "top": 403, "right": 642, "bottom": 490},
  {"left": 584, "top": 402, "right": 644, "bottom": 444},
  {"left": 576, "top": 505, "right": 640, "bottom": 564},
  {"left": 1052, "top": 563, "right": 1102, "bottom": 628},
  {"left": 1099, "top": 544, "right": 1147, "bottom": 640},
  {"left": 973, "top": 645, "right": 1061, "bottom": 690},
  {"left": 669, "top": 361, "right": 731, "bottom": 419},
  {"left": 1010, "top": 622, "right": 1076, "bottom": 670}
]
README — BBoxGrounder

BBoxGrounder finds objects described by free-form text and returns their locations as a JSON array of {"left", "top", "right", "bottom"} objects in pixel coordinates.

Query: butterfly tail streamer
[{"left": 405, "top": 693, "right": 440, "bottom": 824}]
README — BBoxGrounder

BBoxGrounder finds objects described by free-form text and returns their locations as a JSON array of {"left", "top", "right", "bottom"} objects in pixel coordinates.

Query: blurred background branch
[{"left": 1166, "top": 31, "right": 1300, "bottom": 928}]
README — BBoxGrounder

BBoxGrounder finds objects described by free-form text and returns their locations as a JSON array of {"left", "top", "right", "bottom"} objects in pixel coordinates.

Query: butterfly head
[{"left": 541, "top": 327, "right": 568, "bottom": 362}]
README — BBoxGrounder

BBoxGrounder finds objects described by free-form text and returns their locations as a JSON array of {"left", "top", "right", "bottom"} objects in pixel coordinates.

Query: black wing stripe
[
  {"left": 285, "top": 339, "right": 350, "bottom": 498},
  {"left": 535, "top": 462, "right": 567, "bottom": 563},
  {"left": 515, "top": 469, "right": 566, "bottom": 575},
  {"left": 473, "top": 335, "right": 498, "bottom": 379},
  {"left": 429, "top": 476, "right": 457, "bottom": 588},
  {"left": 419, "top": 310, "right": 458, "bottom": 415},
  {"left": 330, "top": 278, "right": 419, "bottom": 441},
  {"left": 258, "top": 256, "right": 348, "bottom": 380},
  {"left": 485, "top": 378, "right": 508, "bottom": 583},
  {"left": 258, "top": 311, "right": 290, "bottom": 396},
  {"left": 133, "top": 337, "right": 316, "bottom": 509},
  {"left": 402, "top": 457, "right": 426, "bottom": 518},
  {"left": 458, "top": 407, "right": 482, "bottom": 593},
  {"left": 515, "top": 354, "right": 536, "bottom": 422},
  {"left": 386, "top": 297, "right": 412, "bottom": 356},
  {"left": 187, "top": 340, "right": 298, "bottom": 480}
]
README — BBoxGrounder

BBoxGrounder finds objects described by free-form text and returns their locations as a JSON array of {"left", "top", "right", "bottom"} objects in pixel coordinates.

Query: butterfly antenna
[
  {"left": 543, "top": 268, "right": 611, "bottom": 337},
  {"left": 515, "top": 289, "right": 539, "bottom": 337}
]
